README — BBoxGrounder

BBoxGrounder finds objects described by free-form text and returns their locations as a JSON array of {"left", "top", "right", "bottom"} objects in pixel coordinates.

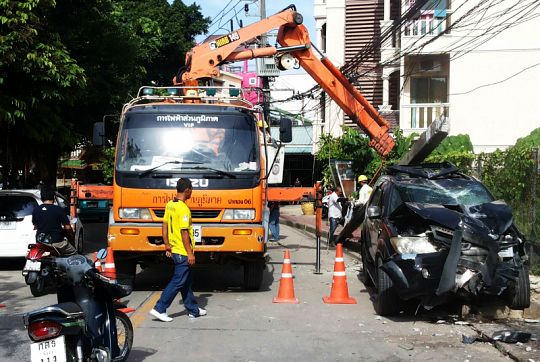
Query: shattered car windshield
[{"left": 395, "top": 179, "right": 494, "bottom": 206}]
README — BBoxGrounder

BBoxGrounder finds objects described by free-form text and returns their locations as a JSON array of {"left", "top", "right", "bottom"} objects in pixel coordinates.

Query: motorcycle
[
  {"left": 22, "top": 233, "right": 70, "bottom": 297},
  {"left": 23, "top": 249, "right": 134, "bottom": 362}
]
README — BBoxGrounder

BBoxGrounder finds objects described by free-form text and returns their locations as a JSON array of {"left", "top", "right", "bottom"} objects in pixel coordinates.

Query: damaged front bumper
[{"left": 381, "top": 244, "right": 521, "bottom": 305}]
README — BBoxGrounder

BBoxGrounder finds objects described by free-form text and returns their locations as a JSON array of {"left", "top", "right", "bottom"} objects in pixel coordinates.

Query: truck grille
[{"left": 153, "top": 209, "right": 221, "bottom": 219}]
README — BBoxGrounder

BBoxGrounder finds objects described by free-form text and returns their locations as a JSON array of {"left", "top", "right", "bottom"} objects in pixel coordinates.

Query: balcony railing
[{"left": 402, "top": 103, "right": 449, "bottom": 130}]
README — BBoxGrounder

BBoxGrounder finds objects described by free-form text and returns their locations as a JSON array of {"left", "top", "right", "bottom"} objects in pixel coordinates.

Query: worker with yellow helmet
[{"left": 355, "top": 174, "right": 372, "bottom": 207}]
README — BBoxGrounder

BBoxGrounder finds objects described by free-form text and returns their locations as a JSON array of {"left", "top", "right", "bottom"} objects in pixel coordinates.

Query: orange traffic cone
[
  {"left": 273, "top": 250, "right": 299, "bottom": 304},
  {"left": 323, "top": 244, "right": 357, "bottom": 304},
  {"left": 93, "top": 252, "right": 103, "bottom": 272},
  {"left": 103, "top": 247, "right": 117, "bottom": 280}
]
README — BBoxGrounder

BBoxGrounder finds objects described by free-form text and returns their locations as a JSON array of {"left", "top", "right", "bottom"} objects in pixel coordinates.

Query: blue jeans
[
  {"left": 154, "top": 254, "right": 199, "bottom": 316},
  {"left": 269, "top": 208, "right": 280, "bottom": 240},
  {"left": 329, "top": 217, "right": 339, "bottom": 244}
]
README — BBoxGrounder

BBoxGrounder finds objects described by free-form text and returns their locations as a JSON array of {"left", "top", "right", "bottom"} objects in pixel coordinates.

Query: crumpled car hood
[{"left": 391, "top": 200, "right": 513, "bottom": 237}]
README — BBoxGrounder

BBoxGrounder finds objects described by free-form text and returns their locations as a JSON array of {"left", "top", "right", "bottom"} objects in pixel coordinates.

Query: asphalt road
[{"left": 0, "top": 222, "right": 515, "bottom": 361}]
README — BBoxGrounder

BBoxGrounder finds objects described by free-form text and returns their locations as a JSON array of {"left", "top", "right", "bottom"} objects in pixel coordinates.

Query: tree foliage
[
  {"left": 425, "top": 134, "right": 476, "bottom": 172},
  {"left": 315, "top": 128, "right": 414, "bottom": 186},
  {"left": 0, "top": 0, "right": 209, "bottom": 186}
]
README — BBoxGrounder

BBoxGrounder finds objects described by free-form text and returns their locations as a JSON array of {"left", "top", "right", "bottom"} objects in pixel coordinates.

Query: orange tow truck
[{"left": 106, "top": 5, "right": 394, "bottom": 290}]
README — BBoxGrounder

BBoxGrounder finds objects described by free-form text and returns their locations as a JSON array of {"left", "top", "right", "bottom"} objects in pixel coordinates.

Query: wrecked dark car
[{"left": 360, "top": 163, "right": 530, "bottom": 316}]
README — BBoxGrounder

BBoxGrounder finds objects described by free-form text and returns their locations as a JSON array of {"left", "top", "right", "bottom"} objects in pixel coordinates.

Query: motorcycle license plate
[
  {"left": 30, "top": 335, "right": 67, "bottom": 362},
  {"left": 24, "top": 260, "right": 41, "bottom": 272},
  {"left": 193, "top": 225, "right": 202, "bottom": 244}
]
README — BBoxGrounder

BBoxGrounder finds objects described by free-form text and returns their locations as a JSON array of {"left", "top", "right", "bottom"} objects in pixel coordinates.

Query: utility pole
[{"left": 259, "top": 0, "right": 270, "bottom": 126}]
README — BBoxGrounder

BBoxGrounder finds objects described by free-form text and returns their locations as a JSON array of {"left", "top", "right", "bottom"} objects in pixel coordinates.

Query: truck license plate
[
  {"left": 30, "top": 335, "right": 67, "bottom": 362},
  {"left": 24, "top": 260, "right": 41, "bottom": 271},
  {"left": 193, "top": 225, "right": 202, "bottom": 244}
]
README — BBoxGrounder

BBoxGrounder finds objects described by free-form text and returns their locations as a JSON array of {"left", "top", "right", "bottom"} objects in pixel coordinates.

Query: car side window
[
  {"left": 55, "top": 194, "right": 68, "bottom": 209},
  {"left": 369, "top": 185, "right": 383, "bottom": 208}
]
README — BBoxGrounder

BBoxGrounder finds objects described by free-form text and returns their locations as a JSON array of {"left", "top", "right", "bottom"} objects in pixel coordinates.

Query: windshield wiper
[
  {"left": 137, "top": 160, "right": 202, "bottom": 177},
  {"left": 185, "top": 166, "right": 237, "bottom": 179}
]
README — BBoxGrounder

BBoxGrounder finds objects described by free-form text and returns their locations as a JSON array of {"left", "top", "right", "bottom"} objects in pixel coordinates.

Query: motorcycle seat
[{"left": 26, "top": 302, "right": 84, "bottom": 320}]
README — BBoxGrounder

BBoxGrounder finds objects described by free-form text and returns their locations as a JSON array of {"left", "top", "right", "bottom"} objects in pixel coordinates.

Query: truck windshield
[{"left": 116, "top": 112, "right": 260, "bottom": 173}]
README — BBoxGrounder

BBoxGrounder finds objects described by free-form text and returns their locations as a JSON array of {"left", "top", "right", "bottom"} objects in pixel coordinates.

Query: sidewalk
[{"left": 279, "top": 204, "right": 360, "bottom": 242}]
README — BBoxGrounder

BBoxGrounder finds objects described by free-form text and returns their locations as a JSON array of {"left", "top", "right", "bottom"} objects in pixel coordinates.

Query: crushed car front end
[{"left": 379, "top": 165, "right": 529, "bottom": 310}]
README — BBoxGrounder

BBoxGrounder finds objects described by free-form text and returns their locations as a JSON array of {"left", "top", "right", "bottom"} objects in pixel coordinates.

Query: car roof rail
[{"left": 387, "top": 162, "right": 465, "bottom": 180}]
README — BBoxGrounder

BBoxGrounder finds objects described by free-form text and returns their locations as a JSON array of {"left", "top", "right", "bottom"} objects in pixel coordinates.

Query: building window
[{"left": 411, "top": 77, "right": 447, "bottom": 104}]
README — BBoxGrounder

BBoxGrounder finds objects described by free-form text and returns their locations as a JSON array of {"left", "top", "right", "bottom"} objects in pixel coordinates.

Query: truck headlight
[
  {"left": 390, "top": 236, "right": 437, "bottom": 254},
  {"left": 222, "top": 209, "right": 255, "bottom": 220},
  {"left": 119, "top": 208, "right": 152, "bottom": 220}
]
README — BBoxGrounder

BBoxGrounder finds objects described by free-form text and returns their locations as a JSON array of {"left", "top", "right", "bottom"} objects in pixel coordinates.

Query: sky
[{"left": 185, "top": 0, "right": 316, "bottom": 46}]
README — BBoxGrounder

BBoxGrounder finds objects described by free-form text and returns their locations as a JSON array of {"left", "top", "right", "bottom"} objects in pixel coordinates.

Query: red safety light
[{"left": 28, "top": 320, "right": 62, "bottom": 341}]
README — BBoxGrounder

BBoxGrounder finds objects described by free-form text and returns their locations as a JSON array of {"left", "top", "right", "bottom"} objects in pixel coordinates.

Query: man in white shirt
[
  {"left": 355, "top": 175, "right": 372, "bottom": 207},
  {"left": 328, "top": 186, "right": 343, "bottom": 246}
]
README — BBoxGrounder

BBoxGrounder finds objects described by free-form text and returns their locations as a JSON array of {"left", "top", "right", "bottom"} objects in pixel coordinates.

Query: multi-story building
[{"left": 315, "top": 0, "right": 540, "bottom": 153}]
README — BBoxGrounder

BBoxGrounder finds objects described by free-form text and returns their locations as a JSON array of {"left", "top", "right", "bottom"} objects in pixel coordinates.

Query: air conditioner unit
[{"left": 256, "top": 57, "right": 280, "bottom": 77}]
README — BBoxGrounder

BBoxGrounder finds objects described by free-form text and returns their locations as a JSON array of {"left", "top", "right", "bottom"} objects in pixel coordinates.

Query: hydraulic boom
[{"left": 174, "top": 5, "right": 395, "bottom": 157}]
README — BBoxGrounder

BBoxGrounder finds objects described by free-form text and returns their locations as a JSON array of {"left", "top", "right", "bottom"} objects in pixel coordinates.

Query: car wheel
[
  {"left": 375, "top": 257, "right": 400, "bottom": 316},
  {"left": 30, "top": 277, "right": 46, "bottom": 297},
  {"left": 508, "top": 264, "right": 530, "bottom": 310},
  {"left": 360, "top": 241, "right": 374, "bottom": 287}
]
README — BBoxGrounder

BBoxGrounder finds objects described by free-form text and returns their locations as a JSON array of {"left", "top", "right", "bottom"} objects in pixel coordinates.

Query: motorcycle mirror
[{"left": 97, "top": 248, "right": 107, "bottom": 260}]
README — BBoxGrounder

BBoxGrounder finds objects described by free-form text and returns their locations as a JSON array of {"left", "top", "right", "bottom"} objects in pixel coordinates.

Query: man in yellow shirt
[{"left": 149, "top": 178, "right": 207, "bottom": 322}]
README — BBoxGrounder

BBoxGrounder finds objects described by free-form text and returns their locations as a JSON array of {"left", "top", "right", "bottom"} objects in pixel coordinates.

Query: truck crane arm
[{"left": 175, "top": 5, "right": 394, "bottom": 156}]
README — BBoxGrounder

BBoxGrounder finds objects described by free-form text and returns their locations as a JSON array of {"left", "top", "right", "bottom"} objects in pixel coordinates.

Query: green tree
[
  {"left": 115, "top": 0, "right": 210, "bottom": 85},
  {"left": 0, "top": 0, "right": 209, "bottom": 186},
  {"left": 0, "top": 0, "right": 86, "bottom": 185},
  {"left": 315, "top": 128, "right": 413, "bottom": 186},
  {"left": 425, "top": 134, "right": 476, "bottom": 172}
]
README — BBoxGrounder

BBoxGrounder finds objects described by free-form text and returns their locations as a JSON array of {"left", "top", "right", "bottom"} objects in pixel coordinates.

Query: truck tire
[
  {"left": 509, "top": 264, "right": 530, "bottom": 310},
  {"left": 115, "top": 259, "right": 136, "bottom": 288},
  {"left": 244, "top": 261, "right": 264, "bottom": 291},
  {"left": 375, "top": 257, "right": 400, "bottom": 316}
]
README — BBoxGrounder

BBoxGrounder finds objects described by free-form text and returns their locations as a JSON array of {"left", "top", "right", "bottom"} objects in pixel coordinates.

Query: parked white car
[{"left": 0, "top": 189, "right": 83, "bottom": 258}]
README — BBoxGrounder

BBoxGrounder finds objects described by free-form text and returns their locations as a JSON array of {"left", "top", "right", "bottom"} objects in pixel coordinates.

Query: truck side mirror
[
  {"left": 93, "top": 122, "right": 105, "bottom": 146},
  {"left": 279, "top": 117, "right": 292, "bottom": 143}
]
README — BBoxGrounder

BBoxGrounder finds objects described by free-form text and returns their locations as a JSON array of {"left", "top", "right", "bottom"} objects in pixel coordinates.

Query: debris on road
[{"left": 492, "top": 330, "right": 532, "bottom": 343}]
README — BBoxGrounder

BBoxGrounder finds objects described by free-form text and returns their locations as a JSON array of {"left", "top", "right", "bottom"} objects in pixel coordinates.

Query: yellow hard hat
[{"left": 358, "top": 175, "right": 368, "bottom": 182}]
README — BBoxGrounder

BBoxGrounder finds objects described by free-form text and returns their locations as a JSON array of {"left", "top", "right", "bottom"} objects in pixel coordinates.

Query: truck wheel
[
  {"left": 508, "top": 264, "right": 530, "bottom": 310},
  {"left": 30, "top": 277, "right": 46, "bottom": 297},
  {"left": 244, "top": 261, "right": 264, "bottom": 291},
  {"left": 116, "top": 259, "right": 136, "bottom": 287},
  {"left": 375, "top": 257, "right": 400, "bottom": 316}
]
